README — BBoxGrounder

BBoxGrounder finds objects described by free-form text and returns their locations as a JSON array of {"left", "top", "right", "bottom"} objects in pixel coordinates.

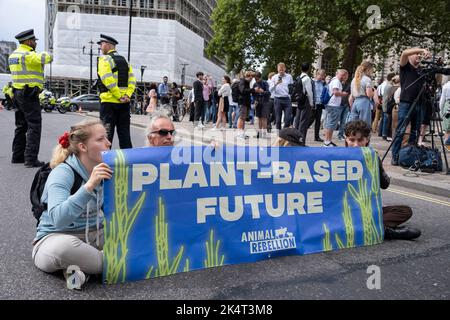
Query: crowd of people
[{"left": 4, "top": 28, "right": 438, "bottom": 291}]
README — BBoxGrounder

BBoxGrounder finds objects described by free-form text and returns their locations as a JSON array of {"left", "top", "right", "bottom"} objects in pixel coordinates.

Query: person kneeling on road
[
  {"left": 32, "top": 120, "right": 113, "bottom": 289},
  {"left": 344, "top": 120, "right": 421, "bottom": 240}
]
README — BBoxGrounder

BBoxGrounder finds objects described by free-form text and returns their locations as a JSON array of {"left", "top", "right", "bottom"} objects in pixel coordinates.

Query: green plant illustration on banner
[
  {"left": 348, "top": 178, "right": 382, "bottom": 245},
  {"left": 204, "top": 230, "right": 225, "bottom": 268},
  {"left": 146, "top": 197, "right": 189, "bottom": 279},
  {"left": 361, "top": 148, "right": 384, "bottom": 237},
  {"left": 335, "top": 191, "right": 355, "bottom": 249},
  {"left": 322, "top": 224, "right": 333, "bottom": 251},
  {"left": 104, "top": 150, "right": 146, "bottom": 284}
]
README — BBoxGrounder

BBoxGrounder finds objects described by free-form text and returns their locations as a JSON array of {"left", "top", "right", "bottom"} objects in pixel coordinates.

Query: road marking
[{"left": 387, "top": 188, "right": 450, "bottom": 207}]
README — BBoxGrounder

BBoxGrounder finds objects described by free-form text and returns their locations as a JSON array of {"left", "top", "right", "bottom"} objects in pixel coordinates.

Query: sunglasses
[{"left": 151, "top": 129, "right": 176, "bottom": 136}]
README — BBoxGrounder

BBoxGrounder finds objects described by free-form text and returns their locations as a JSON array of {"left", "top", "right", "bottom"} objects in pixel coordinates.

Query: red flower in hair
[{"left": 58, "top": 132, "right": 70, "bottom": 149}]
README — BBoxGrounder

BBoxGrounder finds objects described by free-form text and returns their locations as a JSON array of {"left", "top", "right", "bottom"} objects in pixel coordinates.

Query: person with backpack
[
  {"left": 31, "top": 119, "right": 112, "bottom": 289},
  {"left": 293, "top": 63, "right": 314, "bottom": 145}
]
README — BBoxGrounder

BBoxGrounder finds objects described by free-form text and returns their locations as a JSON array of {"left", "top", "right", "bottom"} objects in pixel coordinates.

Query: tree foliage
[{"left": 207, "top": 0, "right": 450, "bottom": 75}]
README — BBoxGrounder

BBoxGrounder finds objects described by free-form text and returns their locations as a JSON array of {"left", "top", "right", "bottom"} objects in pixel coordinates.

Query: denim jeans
[
  {"left": 203, "top": 100, "right": 211, "bottom": 123},
  {"left": 391, "top": 101, "right": 422, "bottom": 160},
  {"left": 338, "top": 106, "right": 350, "bottom": 138},
  {"left": 380, "top": 112, "right": 391, "bottom": 137},
  {"left": 210, "top": 102, "right": 217, "bottom": 124},
  {"left": 348, "top": 96, "right": 371, "bottom": 128},
  {"left": 228, "top": 104, "right": 240, "bottom": 128}
]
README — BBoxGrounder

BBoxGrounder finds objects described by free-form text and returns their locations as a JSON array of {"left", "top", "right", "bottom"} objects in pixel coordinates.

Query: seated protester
[
  {"left": 274, "top": 127, "right": 307, "bottom": 147},
  {"left": 32, "top": 120, "right": 113, "bottom": 288},
  {"left": 344, "top": 120, "right": 421, "bottom": 240},
  {"left": 146, "top": 113, "right": 176, "bottom": 147}
]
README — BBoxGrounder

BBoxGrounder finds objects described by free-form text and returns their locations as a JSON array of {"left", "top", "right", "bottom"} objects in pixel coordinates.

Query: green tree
[{"left": 208, "top": 0, "right": 450, "bottom": 75}]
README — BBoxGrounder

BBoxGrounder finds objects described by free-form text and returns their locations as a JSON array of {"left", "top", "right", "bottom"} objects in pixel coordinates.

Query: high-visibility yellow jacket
[
  {"left": 8, "top": 44, "right": 52, "bottom": 90},
  {"left": 97, "top": 50, "right": 136, "bottom": 104},
  {"left": 2, "top": 85, "right": 14, "bottom": 99}
]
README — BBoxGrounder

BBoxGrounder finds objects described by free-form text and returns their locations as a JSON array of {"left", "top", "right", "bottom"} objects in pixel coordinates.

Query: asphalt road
[{"left": 0, "top": 110, "right": 449, "bottom": 300}]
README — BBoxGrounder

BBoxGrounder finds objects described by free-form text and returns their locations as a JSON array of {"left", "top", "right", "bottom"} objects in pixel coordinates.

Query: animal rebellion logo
[{"left": 241, "top": 227, "right": 297, "bottom": 254}]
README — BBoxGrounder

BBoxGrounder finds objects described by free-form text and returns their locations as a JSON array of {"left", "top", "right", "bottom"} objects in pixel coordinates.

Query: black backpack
[
  {"left": 291, "top": 75, "right": 308, "bottom": 106},
  {"left": 30, "top": 162, "right": 84, "bottom": 224},
  {"left": 231, "top": 82, "right": 240, "bottom": 103}
]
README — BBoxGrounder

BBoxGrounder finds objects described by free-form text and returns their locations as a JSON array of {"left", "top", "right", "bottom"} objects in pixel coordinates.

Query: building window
[{"left": 321, "top": 47, "right": 338, "bottom": 77}]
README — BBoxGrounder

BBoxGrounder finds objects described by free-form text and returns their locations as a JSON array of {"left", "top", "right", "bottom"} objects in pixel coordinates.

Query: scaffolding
[{"left": 45, "top": 0, "right": 224, "bottom": 96}]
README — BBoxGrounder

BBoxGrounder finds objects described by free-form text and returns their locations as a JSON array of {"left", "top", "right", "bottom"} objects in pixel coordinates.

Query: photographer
[
  {"left": 391, "top": 48, "right": 431, "bottom": 166},
  {"left": 440, "top": 80, "right": 450, "bottom": 148}
]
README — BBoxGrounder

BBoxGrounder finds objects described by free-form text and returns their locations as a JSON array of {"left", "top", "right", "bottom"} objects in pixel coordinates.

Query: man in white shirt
[
  {"left": 322, "top": 69, "right": 349, "bottom": 146},
  {"left": 293, "top": 63, "right": 314, "bottom": 145},
  {"left": 269, "top": 62, "right": 294, "bottom": 130}
]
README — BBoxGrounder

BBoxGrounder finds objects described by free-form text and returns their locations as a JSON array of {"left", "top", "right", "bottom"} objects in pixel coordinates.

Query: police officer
[
  {"left": 97, "top": 34, "right": 136, "bottom": 149},
  {"left": 2, "top": 82, "right": 15, "bottom": 110},
  {"left": 9, "top": 29, "right": 52, "bottom": 167}
]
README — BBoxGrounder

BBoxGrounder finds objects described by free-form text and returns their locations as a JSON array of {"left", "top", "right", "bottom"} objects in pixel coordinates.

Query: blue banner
[{"left": 102, "top": 146, "right": 383, "bottom": 284}]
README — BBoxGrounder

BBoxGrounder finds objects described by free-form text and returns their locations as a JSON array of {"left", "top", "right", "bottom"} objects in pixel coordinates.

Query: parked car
[{"left": 67, "top": 94, "right": 101, "bottom": 112}]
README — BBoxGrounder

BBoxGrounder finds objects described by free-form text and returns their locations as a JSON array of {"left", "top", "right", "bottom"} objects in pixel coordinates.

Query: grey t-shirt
[{"left": 351, "top": 75, "right": 373, "bottom": 97}]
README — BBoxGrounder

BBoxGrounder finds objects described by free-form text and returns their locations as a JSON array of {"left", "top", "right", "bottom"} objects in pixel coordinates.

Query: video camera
[{"left": 419, "top": 57, "right": 450, "bottom": 77}]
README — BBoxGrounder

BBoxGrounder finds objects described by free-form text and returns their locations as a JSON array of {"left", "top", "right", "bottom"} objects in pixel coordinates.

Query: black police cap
[
  {"left": 97, "top": 34, "right": 118, "bottom": 45},
  {"left": 15, "top": 29, "right": 38, "bottom": 42}
]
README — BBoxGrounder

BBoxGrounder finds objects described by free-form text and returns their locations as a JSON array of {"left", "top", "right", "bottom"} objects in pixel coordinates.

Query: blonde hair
[
  {"left": 244, "top": 70, "right": 253, "bottom": 78},
  {"left": 353, "top": 61, "right": 373, "bottom": 93},
  {"left": 50, "top": 119, "right": 103, "bottom": 168},
  {"left": 268, "top": 72, "right": 276, "bottom": 80}
]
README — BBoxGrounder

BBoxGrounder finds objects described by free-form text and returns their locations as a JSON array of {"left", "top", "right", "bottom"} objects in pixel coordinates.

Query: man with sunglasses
[{"left": 146, "top": 113, "right": 176, "bottom": 147}]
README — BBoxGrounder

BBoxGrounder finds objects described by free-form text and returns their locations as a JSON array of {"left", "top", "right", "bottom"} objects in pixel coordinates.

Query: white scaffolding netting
[{"left": 47, "top": 12, "right": 225, "bottom": 86}]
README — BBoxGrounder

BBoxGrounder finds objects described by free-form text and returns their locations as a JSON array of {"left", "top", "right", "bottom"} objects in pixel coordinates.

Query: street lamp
[
  {"left": 49, "top": 46, "right": 53, "bottom": 92},
  {"left": 140, "top": 65, "right": 147, "bottom": 104},
  {"left": 82, "top": 40, "right": 101, "bottom": 94}
]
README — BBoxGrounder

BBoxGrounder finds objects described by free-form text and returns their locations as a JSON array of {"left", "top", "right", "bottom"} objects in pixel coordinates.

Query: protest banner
[{"left": 102, "top": 146, "right": 383, "bottom": 284}]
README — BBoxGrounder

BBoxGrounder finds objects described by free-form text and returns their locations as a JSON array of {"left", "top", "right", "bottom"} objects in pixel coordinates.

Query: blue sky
[{"left": 0, "top": 0, "right": 45, "bottom": 44}]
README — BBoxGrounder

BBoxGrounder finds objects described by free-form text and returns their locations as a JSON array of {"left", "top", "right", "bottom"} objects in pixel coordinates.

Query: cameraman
[
  {"left": 391, "top": 48, "right": 431, "bottom": 166},
  {"left": 440, "top": 80, "right": 450, "bottom": 148}
]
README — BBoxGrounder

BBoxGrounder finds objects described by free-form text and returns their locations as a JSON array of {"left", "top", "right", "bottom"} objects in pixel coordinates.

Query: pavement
[{"left": 87, "top": 111, "right": 450, "bottom": 198}]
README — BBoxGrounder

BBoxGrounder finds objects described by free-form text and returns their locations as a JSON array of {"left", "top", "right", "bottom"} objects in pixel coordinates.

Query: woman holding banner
[{"left": 32, "top": 119, "right": 113, "bottom": 289}]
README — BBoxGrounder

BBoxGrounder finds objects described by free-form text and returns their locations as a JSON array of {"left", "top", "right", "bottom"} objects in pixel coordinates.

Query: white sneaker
[
  {"left": 323, "top": 141, "right": 337, "bottom": 147},
  {"left": 197, "top": 123, "right": 205, "bottom": 129}
]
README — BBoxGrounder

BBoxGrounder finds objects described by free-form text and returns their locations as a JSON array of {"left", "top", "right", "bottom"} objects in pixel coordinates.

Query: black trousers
[
  {"left": 309, "top": 105, "right": 324, "bottom": 139},
  {"left": 194, "top": 100, "right": 204, "bottom": 124},
  {"left": 12, "top": 88, "right": 42, "bottom": 163},
  {"left": 294, "top": 102, "right": 312, "bottom": 143},
  {"left": 100, "top": 102, "right": 133, "bottom": 149}
]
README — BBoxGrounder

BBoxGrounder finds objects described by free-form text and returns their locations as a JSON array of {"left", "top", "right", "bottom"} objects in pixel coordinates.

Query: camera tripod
[{"left": 382, "top": 70, "right": 450, "bottom": 175}]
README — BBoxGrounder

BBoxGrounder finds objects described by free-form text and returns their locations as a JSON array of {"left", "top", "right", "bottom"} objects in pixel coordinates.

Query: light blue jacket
[{"left": 35, "top": 154, "right": 103, "bottom": 242}]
